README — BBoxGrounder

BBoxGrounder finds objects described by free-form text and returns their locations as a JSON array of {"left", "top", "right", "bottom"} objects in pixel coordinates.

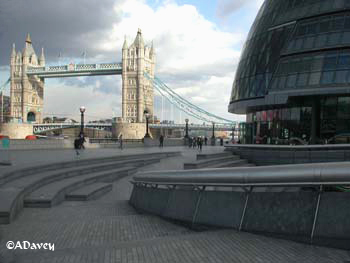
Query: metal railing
[{"left": 132, "top": 162, "right": 350, "bottom": 187}]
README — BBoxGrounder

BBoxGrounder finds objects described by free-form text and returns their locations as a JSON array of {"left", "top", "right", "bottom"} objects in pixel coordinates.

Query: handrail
[{"left": 132, "top": 162, "right": 350, "bottom": 187}]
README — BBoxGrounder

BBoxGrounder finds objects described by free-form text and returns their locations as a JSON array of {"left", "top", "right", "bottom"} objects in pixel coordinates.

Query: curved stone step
[
  {"left": 24, "top": 167, "right": 135, "bottom": 208},
  {"left": 0, "top": 151, "right": 181, "bottom": 186},
  {"left": 184, "top": 155, "right": 240, "bottom": 169},
  {"left": 65, "top": 183, "right": 113, "bottom": 201},
  {"left": 196, "top": 152, "right": 233, "bottom": 160},
  {"left": 207, "top": 159, "right": 248, "bottom": 168},
  {"left": 0, "top": 155, "right": 166, "bottom": 224}
]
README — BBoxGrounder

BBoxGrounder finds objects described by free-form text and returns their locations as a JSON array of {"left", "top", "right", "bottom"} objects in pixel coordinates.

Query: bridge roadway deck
[{"left": 0, "top": 147, "right": 349, "bottom": 262}]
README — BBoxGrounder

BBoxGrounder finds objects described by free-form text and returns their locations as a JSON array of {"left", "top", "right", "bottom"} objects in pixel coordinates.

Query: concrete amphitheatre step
[
  {"left": 208, "top": 159, "right": 249, "bottom": 168},
  {"left": 24, "top": 167, "right": 132, "bottom": 207},
  {"left": 0, "top": 152, "right": 179, "bottom": 224},
  {"left": 196, "top": 152, "right": 233, "bottom": 160},
  {"left": 184, "top": 155, "right": 240, "bottom": 170},
  {"left": 65, "top": 182, "right": 113, "bottom": 201},
  {"left": 0, "top": 152, "right": 180, "bottom": 186}
]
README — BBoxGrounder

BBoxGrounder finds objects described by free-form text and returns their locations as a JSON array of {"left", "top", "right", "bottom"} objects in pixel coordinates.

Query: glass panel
[
  {"left": 335, "top": 70, "right": 348, "bottom": 83},
  {"left": 337, "top": 97, "right": 350, "bottom": 119},
  {"left": 342, "top": 32, "right": 350, "bottom": 44},
  {"left": 291, "top": 108, "right": 300, "bottom": 121},
  {"left": 323, "top": 54, "right": 338, "bottom": 70},
  {"left": 309, "top": 72, "right": 322, "bottom": 85},
  {"left": 303, "top": 36, "right": 315, "bottom": 49},
  {"left": 326, "top": 32, "right": 341, "bottom": 45},
  {"left": 314, "top": 34, "right": 328, "bottom": 48},
  {"left": 311, "top": 56, "right": 324, "bottom": 71},
  {"left": 337, "top": 53, "right": 350, "bottom": 69},
  {"left": 286, "top": 74, "right": 297, "bottom": 88},
  {"left": 296, "top": 73, "right": 309, "bottom": 86},
  {"left": 321, "top": 71, "right": 335, "bottom": 84}
]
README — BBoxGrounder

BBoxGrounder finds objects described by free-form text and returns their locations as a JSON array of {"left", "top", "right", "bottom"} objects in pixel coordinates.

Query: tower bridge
[{"left": 2, "top": 29, "right": 237, "bottom": 139}]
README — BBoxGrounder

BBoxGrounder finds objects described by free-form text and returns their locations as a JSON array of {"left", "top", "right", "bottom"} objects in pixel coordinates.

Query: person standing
[
  {"left": 74, "top": 137, "right": 80, "bottom": 155},
  {"left": 204, "top": 137, "right": 208, "bottom": 146},
  {"left": 198, "top": 137, "right": 203, "bottom": 151},
  {"left": 159, "top": 135, "right": 164, "bottom": 148},
  {"left": 119, "top": 134, "right": 123, "bottom": 150}
]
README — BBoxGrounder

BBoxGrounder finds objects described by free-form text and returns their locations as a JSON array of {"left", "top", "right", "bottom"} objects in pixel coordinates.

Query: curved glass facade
[
  {"left": 230, "top": 0, "right": 350, "bottom": 103},
  {"left": 229, "top": 0, "right": 350, "bottom": 144}
]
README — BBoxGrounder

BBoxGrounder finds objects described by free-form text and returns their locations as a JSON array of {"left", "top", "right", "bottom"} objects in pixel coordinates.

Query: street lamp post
[
  {"left": 185, "top": 118, "right": 189, "bottom": 138},
  {"left": 211, "top": 122, "right": 215, "bottom": 138},
  {"left": 80, "top": 106, "right": 86, "bottom": 136},
  {"left": 232, "top": 125, "right": 236, "bottom": 142},
  {"left": 144, "top": 110, "right": 150, "bottom": 138},
  {"left": 211, "top": 122, "right": 216, "bottom": 146}
]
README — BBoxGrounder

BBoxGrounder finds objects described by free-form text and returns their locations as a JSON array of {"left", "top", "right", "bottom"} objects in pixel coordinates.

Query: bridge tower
[
  {"left": 10, "top": 34, "right": 45, "bottom": 123},
  {"left": 122, "top": 29, "right": 155, "bottom": 123}
]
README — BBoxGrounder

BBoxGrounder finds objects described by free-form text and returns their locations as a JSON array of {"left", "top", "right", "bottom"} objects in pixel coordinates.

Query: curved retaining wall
[
  {"left": 130, "top": 185, "right": 350, "bottom": 250},
  {"left": 225, "top": 144, "right": 350, "bottom": 165}
]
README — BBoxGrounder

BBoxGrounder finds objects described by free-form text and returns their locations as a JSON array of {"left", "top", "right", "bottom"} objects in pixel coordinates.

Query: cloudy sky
[{"left": 0, "top": 0, "right": 263, "bottom": 122}]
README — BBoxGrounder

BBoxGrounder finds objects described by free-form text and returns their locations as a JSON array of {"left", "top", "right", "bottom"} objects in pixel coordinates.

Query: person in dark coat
[
  {"left": 119, "top": 134, "right": 123, "bottom": 150},
  {"left": 159, "top": 135, "right": 164, "bottom": 148},
  {"left": 198, "top": 137, "right": 203, "bottom": 151},
  {"left": 74, "top": 138, "right": 81, "bottom": 155},
  {"left": 204, "top": 137, "right": 208, "bottom": 146}
]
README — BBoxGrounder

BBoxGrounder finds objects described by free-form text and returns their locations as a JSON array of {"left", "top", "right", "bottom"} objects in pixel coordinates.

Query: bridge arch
[{"left": 27, "top": 112, "right": 36, "bottom": 122}]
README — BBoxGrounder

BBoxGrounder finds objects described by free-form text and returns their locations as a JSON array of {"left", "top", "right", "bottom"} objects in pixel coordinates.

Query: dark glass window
[
  {"left": 323, "top": 54, "right": 338, "bottom": 70},
  {"left": 296, "top": 73, "right": 309, "bottom": 86},
  {"left": 337, "top": 97, "right": 350, "bottom": 119},
  {"left": 337, "top": 53, "right": 350, "bottom": 69},
  {"left": 314, "top": 34, "right": 328, "bottom": 48},
  {"left": 286, "top": 74, "right": 297, "bottom": 88},
  {"left": 321, "top": 71, "right": 335, "bottom": 84},
  {"left": 334, "top": 70, "right": 348, "bottom": 83},
  {"left": 309, "top": 72, "right": 322, "bottom": 85}
]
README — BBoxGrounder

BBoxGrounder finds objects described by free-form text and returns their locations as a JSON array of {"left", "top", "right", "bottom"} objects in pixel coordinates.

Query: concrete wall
[
  {"left": 0, "top": 123, "right": 34, "bottom": 139},
  {"left": 130, "top": 185, "right": 350, "bottom": 250},
  {"left": 226, "top": 145, "right": 350, "bottom": 165}
]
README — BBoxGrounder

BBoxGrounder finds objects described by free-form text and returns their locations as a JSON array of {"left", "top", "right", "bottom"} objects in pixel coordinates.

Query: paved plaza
[{"left": 0, "top": 146, "right": 349, "bottom": 262}]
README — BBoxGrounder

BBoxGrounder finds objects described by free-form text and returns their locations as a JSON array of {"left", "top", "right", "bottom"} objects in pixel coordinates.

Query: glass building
[{"left": 229, "top": 0, "right": 350, "bottom": 144}]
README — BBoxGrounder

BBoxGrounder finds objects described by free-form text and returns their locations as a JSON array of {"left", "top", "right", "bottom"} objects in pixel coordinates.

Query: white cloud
[{"left": 96, "top": 0, "right": 245, "bottom": 122}]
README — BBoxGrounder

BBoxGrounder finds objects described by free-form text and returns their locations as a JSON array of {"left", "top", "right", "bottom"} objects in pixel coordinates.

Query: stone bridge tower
[
  {"left": 10, "top": 34, "right": 45, "bottom": 123},
  {"left": 122, "top": 29, "right": 155, "bottom": 123}
]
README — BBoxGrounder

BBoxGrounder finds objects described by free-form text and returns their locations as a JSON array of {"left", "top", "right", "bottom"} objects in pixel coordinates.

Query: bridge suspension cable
[
  {"left": 145, "top": 73, "right": 236, "bottom": 125},
  {"left": 0, "top": 78, "right": 10, "bottom": 92}
]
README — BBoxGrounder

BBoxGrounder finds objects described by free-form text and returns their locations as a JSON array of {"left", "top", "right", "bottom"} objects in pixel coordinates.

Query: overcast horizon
[{"left": 0, "top": 0, "right": 263, "bottom": 123}]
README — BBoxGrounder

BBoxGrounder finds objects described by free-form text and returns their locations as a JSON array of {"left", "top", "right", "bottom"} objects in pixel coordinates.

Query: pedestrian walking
[
  {"left": 119, "top": 134, "right": 123, "bottom": 150},
  {"left": 159, "top": 135, "right": 164, "bottom": 148},
  {"left": 204, "top": 137, "right": 208, "bottom": 146},
  {"left": 198, "top": 137, "right": 203, "bottom": 151},
  {"left": 192, "top": 137, "right": 197, "bottom": 148}
]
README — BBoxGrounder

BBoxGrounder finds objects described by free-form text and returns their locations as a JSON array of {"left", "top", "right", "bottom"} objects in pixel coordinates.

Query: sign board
[
  {"left": 1, "top": 138, "right": 10, "bottom": 149},
  {"left": 0, "top": 138, "right": 11, "bottom": 165}
]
